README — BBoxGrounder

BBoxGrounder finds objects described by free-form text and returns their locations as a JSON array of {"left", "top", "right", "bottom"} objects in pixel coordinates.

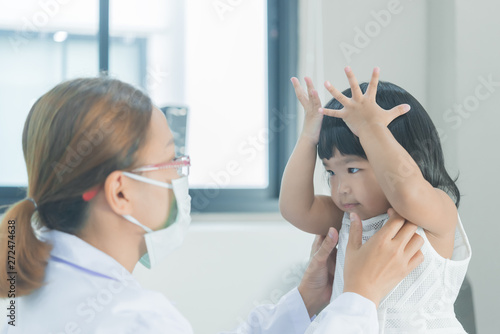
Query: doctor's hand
[
  {"left": 298, "top": 227, "right": 338, "bottom": 318},
  {"left": 343, "top": 208, "right": 424, "bottom": 308}
]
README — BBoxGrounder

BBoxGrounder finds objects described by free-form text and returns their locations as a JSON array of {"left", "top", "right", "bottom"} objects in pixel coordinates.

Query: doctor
[{"left": 0, "top": 77, "right": 423, "bottom": 333}]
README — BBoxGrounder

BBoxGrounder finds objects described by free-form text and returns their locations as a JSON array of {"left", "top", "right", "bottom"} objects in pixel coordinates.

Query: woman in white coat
[{"left": 0, "top": 77, "right": 423, "bottom": 333}]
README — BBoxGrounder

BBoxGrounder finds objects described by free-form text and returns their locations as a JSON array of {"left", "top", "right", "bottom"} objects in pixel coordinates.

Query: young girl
[{"left": 280, "top": 67, "right": 472, "bottom": 333}]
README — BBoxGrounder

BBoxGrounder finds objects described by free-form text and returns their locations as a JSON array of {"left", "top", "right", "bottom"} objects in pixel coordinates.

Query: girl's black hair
[{"left": 318, "top": 81, "right": 460, "bottom": 208}]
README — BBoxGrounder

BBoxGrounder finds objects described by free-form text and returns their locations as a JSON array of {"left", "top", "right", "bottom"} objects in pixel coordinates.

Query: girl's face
[{"left": 322, "top": 148, "right": 391, "bottom": 220}]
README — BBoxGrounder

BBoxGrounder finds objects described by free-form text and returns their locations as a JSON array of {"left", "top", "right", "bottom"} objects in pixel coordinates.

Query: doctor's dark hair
[
  {"left": 0, "top": 77, "right": 153, "bottom": 297},
  {"left": 318, "top": 81, "right": 460, "bottom": 208}
]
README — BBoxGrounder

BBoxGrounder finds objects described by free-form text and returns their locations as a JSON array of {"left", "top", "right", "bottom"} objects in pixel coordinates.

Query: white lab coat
[{"left": 1, "top": 228, "right": 378, "bottom": 333}]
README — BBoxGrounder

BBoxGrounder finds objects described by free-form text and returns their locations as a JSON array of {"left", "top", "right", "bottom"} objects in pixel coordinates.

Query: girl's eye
[
  {"left": 348, "top": 168, "right": 360, "bottom": 174},
  {"left": 326, "top": 170, "right": 335, "bottom": 176}
]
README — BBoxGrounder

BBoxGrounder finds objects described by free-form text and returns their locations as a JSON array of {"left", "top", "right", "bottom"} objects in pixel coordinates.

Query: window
[{"left": 0, "top": 0, "right": 298, "bottom": 213}]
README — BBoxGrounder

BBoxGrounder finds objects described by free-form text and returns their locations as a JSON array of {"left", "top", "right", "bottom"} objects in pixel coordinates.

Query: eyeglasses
[
  {"left": 82, "top": 156, "right": 190, "bottom": 202},
  {"left": 130, "top": 155, "right": 191, "bottom": 177}
]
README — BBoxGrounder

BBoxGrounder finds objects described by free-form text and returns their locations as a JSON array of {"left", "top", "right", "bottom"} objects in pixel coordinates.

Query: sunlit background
[{"left": 0, "top": 0, "right": 268, "bottom": 189}]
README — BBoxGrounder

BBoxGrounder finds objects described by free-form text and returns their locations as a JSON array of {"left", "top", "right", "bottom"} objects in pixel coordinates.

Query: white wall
[
  {"left": 133, "top": 214, "right": 314, "bottom": 334},
  {"left": 454, "top": 1, "right": 500, "bottom": 333}
]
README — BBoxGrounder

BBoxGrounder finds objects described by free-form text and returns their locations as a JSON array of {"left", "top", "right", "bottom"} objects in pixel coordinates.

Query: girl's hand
[
  {"left": 319, "top": 67, "right": 411, "bottom": 137},
  {"left": 291, "top": 77, "right": 323, "bottom": 144}
]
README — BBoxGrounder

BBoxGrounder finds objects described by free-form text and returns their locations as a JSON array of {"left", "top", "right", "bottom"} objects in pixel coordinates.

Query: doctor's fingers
[
  {"left": 375, "top": 210, "right": 406, "bottom": 241},
  {"left": 311, "top": 228, "right": 338, "bottom": 265},
  {"left": 310, "top": 234, "right": 324, "bottom": 259},
  {"left": 392, "top": 221, "right": 419, "bottom": 245},
  {"left": 326, "top": 247, "right": 337, "bottom": 276},
  {"left": 395, "top": 233, "right": 424, "bottom": 277},
  {"left": 403, "top": 233, "right": 424, "bottom": 261},
  {"left": 407, "top": 250, "right": 424, "bottom": 273}
]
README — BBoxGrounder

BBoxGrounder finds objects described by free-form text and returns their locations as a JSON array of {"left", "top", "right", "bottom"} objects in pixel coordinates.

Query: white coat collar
[{"left": 37, "top": 226, "right": 140, "bottom": 287}]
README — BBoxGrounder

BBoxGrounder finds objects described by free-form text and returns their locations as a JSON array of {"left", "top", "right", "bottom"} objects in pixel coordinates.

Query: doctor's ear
[{"left": 103, "top": 170, "right": 134, "bottom": 215}]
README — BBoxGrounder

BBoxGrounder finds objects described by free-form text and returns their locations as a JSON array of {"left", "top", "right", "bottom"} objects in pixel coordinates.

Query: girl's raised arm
[{"left": 279, "top": 77, "right": 344, "bottom": 236}]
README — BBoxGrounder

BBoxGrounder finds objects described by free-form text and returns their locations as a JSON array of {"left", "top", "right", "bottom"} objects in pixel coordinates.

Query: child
[{"left": 280, "top": 67, "right": 472, "bottom": 333}]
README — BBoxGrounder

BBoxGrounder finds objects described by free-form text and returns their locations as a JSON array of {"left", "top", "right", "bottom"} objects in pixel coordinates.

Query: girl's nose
[{"left": 337, "top": 178, "right": 350, "bottom": 194}]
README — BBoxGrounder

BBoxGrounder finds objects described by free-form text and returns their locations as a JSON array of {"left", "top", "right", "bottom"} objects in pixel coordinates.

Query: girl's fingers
[
  {"left": 365, "top": 67, "right": 380, "bottom": 99},
  {"left": 324, "top": 81, "right": 350, "bottom": 107},
  {"left": 291, "top": 77, "right": 308, "bottom": 107},
  {"left": 310, "top": 89, "right": 322, "bottom": 108},
  {"left": 304, "top": 76, "right": 316, "bottom": 100},
  {"left": 319, "top": 107, "right": 344, "bottom": 118},
  {"left": 304, "top": 77, "right": 324, "bottom": 109},
  {"left": 344, "top": 66, "right": 362, "bottom": 100},
  {"left": 389, "top": 104, "right": 411, "bottom": 120}
]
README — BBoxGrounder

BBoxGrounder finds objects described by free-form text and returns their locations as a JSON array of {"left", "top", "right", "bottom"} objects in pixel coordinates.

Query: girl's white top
[{"left": 307, "top": 211, "right": 472, "bottom": 334}]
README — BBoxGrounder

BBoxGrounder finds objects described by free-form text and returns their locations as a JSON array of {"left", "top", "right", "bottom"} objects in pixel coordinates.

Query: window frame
[
  {"left": 188, "top": 0, "right": 298, "bottom": 212},
  {"left": 0, "top": 0, "right": 299, "bottom": 214}
]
